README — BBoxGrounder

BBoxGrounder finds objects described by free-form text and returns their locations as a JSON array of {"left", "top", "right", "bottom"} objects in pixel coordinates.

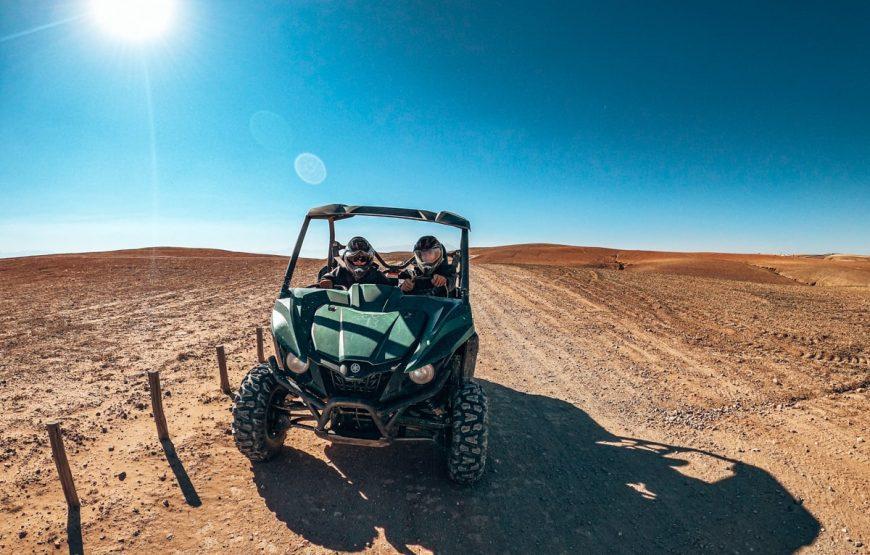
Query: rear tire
[
  {"left": 232, "top": 364, "right": 288, "bottom": 462},
  {"left": 447, "top": 381, "right": 488, "bottom": 484}
]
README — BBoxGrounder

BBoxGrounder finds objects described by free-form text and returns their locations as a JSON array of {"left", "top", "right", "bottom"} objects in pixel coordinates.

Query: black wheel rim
[{"left": 266, "top": 386, "right": 290, "bottom": 440}]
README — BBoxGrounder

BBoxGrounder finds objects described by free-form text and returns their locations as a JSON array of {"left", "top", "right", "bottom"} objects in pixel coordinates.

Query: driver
[
  {"left": 399, "top": 235, "right": 455, "bottom": 296},
  {"left": 318, "top": 236, "right": 391, "bottom": 289}
]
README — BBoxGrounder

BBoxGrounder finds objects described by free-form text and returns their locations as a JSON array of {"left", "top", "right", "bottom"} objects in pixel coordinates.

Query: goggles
[{"left": 345, "top": 251, "right": 371, "bottom": 266}]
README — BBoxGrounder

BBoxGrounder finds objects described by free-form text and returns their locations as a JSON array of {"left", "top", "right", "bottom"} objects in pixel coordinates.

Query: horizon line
[{"left": 2, "top": 243, "right": 865, "bottom": 261}]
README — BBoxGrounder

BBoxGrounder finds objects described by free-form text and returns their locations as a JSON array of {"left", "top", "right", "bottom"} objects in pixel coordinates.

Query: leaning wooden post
[
  {"left": 256, "top": 326, "right": 266, "bottom": 363},
  {"left": 147, "top": 371, "right": 170, "bottom": 440},
  {"left": 46, "top": 422, "right": 80, "bottom": 508},
  {"left": 216, "top": 345, "right": 231, "bottom": 394}
]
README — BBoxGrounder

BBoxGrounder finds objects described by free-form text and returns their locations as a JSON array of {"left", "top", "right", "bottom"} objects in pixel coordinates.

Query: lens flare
[{"left": 294, "top": 153, "right": 327, "bottom": 185}]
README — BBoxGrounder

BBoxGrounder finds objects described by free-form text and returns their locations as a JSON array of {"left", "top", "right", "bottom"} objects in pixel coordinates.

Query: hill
[{"left": 471, "top": 244, "right": 870, "bottom": 286}]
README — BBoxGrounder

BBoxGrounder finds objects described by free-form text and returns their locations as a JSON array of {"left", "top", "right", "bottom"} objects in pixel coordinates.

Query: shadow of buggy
[{"left": 252, "top": 380, "right": 819, "bottom": 554}]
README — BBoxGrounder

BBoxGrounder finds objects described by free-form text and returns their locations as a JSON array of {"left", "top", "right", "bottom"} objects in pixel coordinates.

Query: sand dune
[{"left": 471, "top": 244, "right": 870, "bottom": 287}]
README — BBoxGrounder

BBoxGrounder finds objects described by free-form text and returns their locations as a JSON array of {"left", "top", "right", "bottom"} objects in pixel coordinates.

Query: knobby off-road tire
[
  {"left": 232, "top": 364, "right": 289, "bottom": 462},
  {"left": 447, "top": 381, "right": 489, "bottom": 484}
]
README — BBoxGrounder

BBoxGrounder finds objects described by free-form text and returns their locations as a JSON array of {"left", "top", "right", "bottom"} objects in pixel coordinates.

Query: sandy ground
[
  {"left": 472, "top": 244, "right": 870, "bottom": 287},
  {"left": 0, "top": 248, "right": 868, "bottom": 553}
]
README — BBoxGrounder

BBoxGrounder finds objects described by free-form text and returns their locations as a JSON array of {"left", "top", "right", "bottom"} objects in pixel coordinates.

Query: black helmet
[
  {"left": 413, "top": 235, "right": 444, "bottom": 275},
  {"left": 342, "top": 236, "right": 375, "bottom": 280}
]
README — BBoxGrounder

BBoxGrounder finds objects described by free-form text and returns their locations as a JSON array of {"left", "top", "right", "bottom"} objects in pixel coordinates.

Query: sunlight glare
[{"left": 90, "top": 0, "right": 175, "bottom": 41}]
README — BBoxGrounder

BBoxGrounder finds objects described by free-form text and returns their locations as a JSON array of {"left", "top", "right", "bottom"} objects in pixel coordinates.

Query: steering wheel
[
  {"left": 404, "top": 275, "right": 444, "bottom": 296},
  {"left": 306, "top": 282, "right": 348, "bottom": 291}
]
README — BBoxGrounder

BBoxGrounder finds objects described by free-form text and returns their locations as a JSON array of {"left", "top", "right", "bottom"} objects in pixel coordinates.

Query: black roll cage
[{"left": 280, "top": 204, "right": 471, "bottom": 303}]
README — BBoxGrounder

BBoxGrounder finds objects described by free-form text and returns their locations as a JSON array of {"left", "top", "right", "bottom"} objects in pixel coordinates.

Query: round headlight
[
  {"left": 408, "top": 363, "right": 435, "bottom": 385},
  {"left": 285, "top": 352, "right": 310, "bottom": 374}
]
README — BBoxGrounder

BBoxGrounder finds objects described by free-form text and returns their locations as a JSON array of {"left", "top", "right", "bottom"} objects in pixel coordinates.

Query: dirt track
[{"left": 0, "top": 249, "right": 868, "bottom": 553}]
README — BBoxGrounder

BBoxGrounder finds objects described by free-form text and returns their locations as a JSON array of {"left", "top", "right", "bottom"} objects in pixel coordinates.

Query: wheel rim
[{"left": 266, "top": 386, "right": 290, "bottom": 440}]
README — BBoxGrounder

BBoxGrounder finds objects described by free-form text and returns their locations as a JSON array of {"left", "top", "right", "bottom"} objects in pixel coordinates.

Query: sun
[{"left": 90, "top": 0, "right": 175, "bottom": 41}]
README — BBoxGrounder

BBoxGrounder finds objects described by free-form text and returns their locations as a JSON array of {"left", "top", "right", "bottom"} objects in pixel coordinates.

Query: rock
[
  {"left": 857, "top": 437, "right": 865, "bottom": 443},
  {"left": 108, "top": 446, "right": 114, "bottom": 452},
  {"left": 166, "top": 534, "right": 173, "bottom": 541},
  {"left": 117, "top": 471, "right": 127, "bottom": 481},
  {"left": 162, "top": 499, "right": 169, "bottom": 507},
  {"left": 773, "top": 377, "right": 780, "bottom": 385},
  {"left": 18, "top": 531, "right": 27, "bottom": 539}
]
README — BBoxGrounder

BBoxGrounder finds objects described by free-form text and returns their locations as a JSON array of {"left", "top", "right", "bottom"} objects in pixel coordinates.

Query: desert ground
[{"left": 0, "top": 246, "right": 868, "bottom": 553}]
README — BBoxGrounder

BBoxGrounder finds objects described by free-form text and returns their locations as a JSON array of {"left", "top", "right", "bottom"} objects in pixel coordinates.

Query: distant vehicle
[{"left": 231, "top": 204, "right": 488, "bottom": 484}]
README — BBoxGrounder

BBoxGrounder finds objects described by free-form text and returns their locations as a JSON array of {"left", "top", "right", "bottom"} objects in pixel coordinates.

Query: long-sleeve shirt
[
  {"left": 398, "top": 261, "right": 456, "bottom": 296},
  {"left": 323, "top": 264, "right": 391, "bottom": 288}
]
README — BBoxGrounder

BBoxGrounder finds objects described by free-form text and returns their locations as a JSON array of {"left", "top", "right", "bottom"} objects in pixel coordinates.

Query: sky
[{"left": 1, "top": 0, "right": 868, "bottom": 258}]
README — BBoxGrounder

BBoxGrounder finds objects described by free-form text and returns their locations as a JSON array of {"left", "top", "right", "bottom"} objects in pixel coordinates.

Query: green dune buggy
[{"left": 232, "top": 204, "right": 487, "bottom": 484}]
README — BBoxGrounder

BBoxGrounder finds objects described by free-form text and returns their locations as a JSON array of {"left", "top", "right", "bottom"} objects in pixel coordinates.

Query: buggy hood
[
  {"left": 272, "top": 284, "right": 474, "bottom": 371},
  {"left": 310, "top": 305, "right": 426, "bottom": 363}
]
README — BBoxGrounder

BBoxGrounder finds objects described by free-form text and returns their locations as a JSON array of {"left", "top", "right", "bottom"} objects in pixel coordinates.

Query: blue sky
[{"left": 1, "top": 0, "right": 868, "bottom": 257}]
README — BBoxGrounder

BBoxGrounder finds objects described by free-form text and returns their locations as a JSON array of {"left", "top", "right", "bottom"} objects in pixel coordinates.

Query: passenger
[
  {"left": 399, "top": 235, "right": 455, "bottom": 296},
  {"left": 318, "top": 236, "right": 391, "bottom": 289}
]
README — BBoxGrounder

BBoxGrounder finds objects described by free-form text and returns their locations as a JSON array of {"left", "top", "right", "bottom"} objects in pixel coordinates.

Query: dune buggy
[{"left": 232, "top": 204, "right": 487, "bottom": 484}]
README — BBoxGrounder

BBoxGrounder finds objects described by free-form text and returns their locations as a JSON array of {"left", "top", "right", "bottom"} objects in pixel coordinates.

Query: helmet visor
[{"left": 415, "top": 246, "right": 443, "bottom": 266}]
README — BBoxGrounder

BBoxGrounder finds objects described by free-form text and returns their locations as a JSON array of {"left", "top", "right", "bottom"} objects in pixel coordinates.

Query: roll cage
[{"left": 280, "top": 204, "right": 471, "bottom": 302}]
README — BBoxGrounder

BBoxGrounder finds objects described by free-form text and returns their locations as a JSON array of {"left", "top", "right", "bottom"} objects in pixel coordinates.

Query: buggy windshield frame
[{"left": 280, "top": 204, "right": 471, "bottom": 302}]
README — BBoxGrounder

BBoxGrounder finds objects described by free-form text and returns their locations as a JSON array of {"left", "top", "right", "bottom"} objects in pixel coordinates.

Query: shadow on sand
[
  {"left": 67, "top": 506, "right": 83, "bottom": 555},
  {"left": 161, "top": 438, "right": 201, "bottom": 507},
  {"left": 252, "top": 380, "right": 819, "bottom": 554}
]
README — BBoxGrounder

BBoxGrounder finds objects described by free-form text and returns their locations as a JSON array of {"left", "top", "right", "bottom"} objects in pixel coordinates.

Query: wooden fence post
[
  {"left": 46, "top": 422, "right": 80, "bottom": 508},
  {"left": 256, "top": 326, "right": 266, "bottom": 364},
  {"left": 216, "top": 345, "right": 231, "bottom": 394},
  {"left": 147, "top": 371, "right": 169, "bottom": 440}
]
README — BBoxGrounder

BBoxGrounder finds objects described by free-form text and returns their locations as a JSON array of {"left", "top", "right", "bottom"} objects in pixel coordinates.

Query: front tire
[
  {"left": 447, "top": 381, "right": 489, "bottom": 484},
  {"left": 232, "top": 364, "right": 289, "bottom": 462}
]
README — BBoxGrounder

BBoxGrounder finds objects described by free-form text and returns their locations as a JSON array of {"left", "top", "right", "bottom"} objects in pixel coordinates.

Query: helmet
[
  {"left": 342, "top": 236, "right": 375, "bottom": 280},
  {"left": 413, "top": 235, "right": 444, "bottom": 275}
]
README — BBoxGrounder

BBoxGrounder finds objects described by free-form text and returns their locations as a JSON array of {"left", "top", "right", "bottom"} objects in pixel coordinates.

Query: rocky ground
[{"left": 0, "top": 248, "right": 867, "bottom": 553}]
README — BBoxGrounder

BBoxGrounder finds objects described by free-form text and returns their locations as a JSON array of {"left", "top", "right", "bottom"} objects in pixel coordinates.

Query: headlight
[
  {"left": 408, "top": 363, "right": 435, "bottom": 385},
  {"left": 285, "top": 352, "right": 310, "bottom": 374}
]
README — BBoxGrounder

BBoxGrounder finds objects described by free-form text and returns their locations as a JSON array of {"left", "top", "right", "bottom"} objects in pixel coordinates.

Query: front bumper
[{"left": 273, "top": 361, "right": 451, "bottom": 447}]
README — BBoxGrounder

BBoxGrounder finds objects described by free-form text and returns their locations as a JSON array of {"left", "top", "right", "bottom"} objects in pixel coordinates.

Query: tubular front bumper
[{"left": 273, "top": 364, "right": 451, "bottom": 447}]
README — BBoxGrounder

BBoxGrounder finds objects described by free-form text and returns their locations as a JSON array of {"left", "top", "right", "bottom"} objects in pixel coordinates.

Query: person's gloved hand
[
  {"left": 400, "top": 279, "right": 414, "bottom": 292},
  {"left": 318, "top": 278, "right": 333, "bottom": 289},
  {"left": 431, "top": 274, "right": 447, "bottom": 287}
]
